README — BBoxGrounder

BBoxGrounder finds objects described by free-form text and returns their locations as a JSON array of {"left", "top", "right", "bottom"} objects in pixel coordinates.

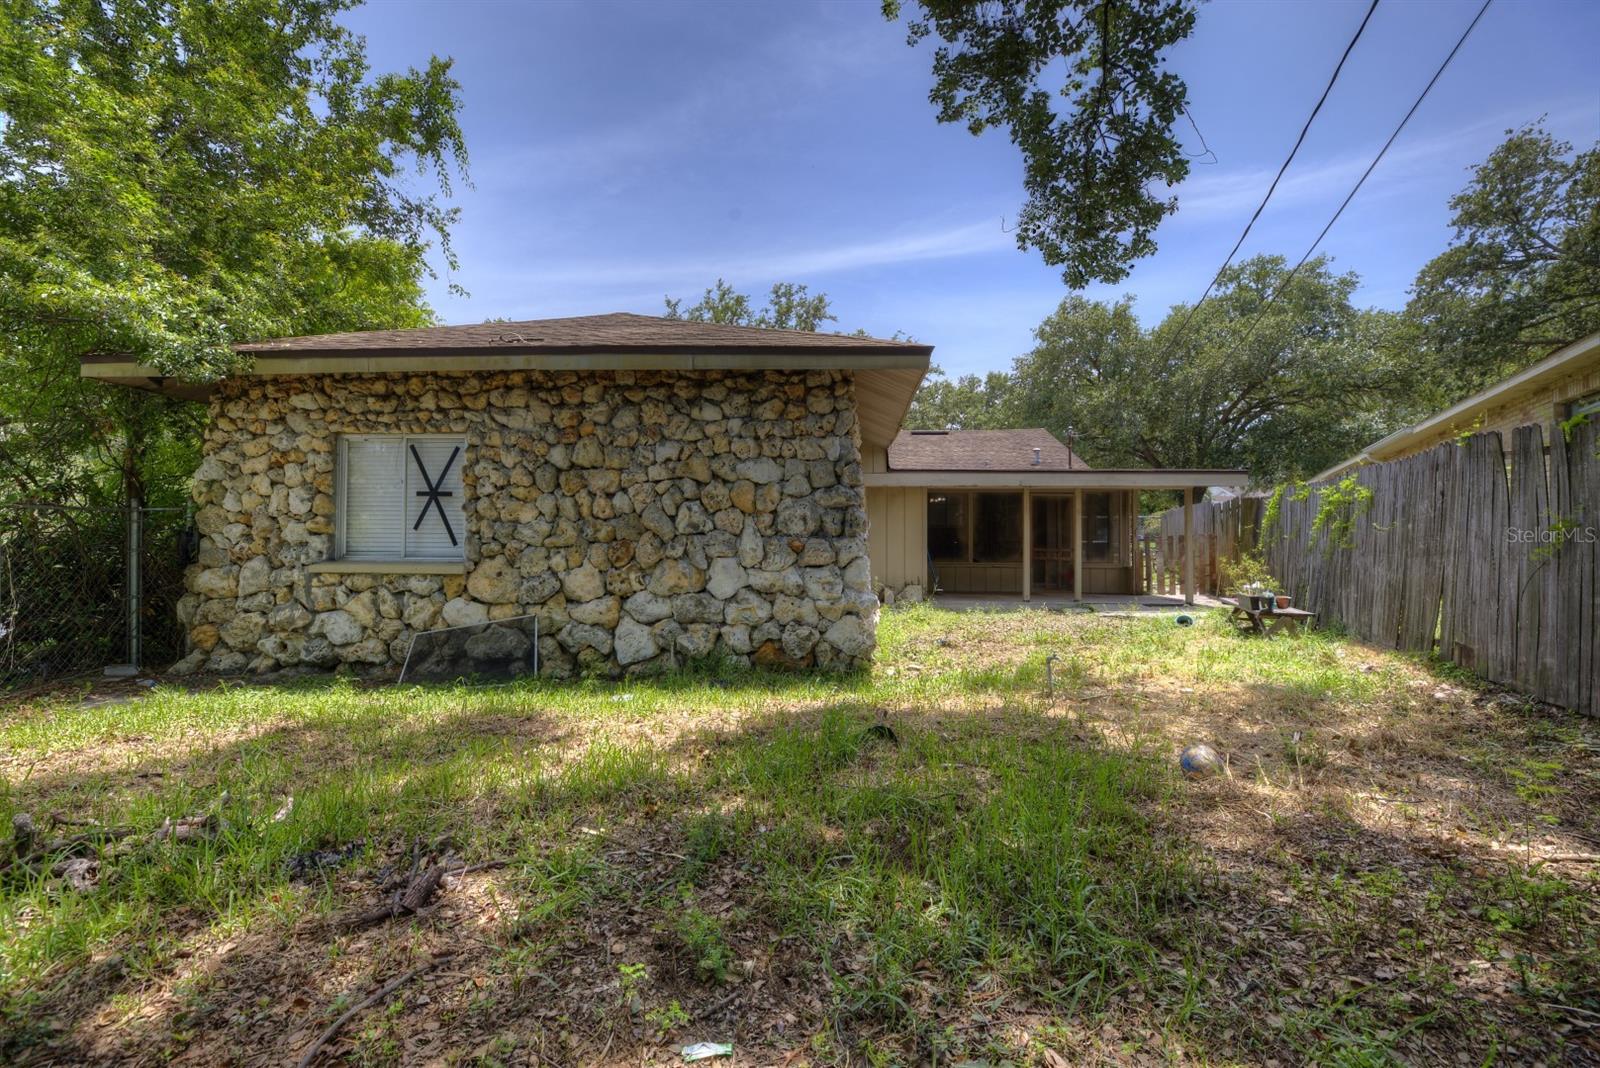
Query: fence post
[{"left": 127, "top": 496, "right": 142, "bottom": 670}]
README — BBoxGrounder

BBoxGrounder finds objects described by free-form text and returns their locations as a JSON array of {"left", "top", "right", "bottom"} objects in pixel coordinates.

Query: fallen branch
[
  {"left": 1, "top": 810, "right": 173, "bottom": 879},
  {"left": 1485, "top": 841, "right": 1600, "bottom": 864},
  {"left": 337, "top": 846, "right": 511, "bottom": 930},
  {"left": 295, "top": 952, "right": 455, "bottom": 1068},
  {"left": 449, "top": 858, "right": 508, "bottom": 876},
  {"left": 342, "top": 859, "right": 448, "bottom": 930}
]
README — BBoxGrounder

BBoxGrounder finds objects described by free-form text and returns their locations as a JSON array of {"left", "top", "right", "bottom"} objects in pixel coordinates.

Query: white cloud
[
  {"left": 473, "top": 11, "right": 900, "bottom": 194},
  {"left": 489, "top": 217, "right": 1019, "bottom": 291}
]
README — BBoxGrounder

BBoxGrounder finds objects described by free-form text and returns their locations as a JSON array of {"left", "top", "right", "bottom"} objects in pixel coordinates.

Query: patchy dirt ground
[{"left": 2, "top": 607, "right": 1597, "bottom": 1066}]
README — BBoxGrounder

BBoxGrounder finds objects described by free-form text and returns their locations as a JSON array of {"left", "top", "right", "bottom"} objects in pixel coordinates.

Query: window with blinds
[{"left": 336, "top": 435, "right": 466, "bottom": 561}]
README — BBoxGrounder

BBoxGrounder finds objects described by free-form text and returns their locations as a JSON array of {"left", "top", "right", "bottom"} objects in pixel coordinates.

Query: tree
[
  {"left": 664, "top": 279, "right": 838, "bottom": 332},
  {"left": 886, "top": 0, "right": 1197, "bottom": 287},
  {"left": 1405, "top": 124, "right": 1600, "bottom": 395},
  {"left": 0, "top": 0, "right": 467, "bottom": 506},
  {"left": 903, "top": 368, "right": 1013, "bottom": 430},
  {"left": 929, "top": 255, "right": 1407, "bottom": 483}
]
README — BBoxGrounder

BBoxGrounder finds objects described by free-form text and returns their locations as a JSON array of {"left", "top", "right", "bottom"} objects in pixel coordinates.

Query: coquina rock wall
[{"left": 174, "top": 369, "right": 876, "bottom": 677}]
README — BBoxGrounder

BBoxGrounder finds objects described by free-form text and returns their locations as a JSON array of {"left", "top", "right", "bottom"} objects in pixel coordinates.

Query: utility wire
[
  {"left": 1159, "top": 0, "right": 1381, "bottom": 356},
  {"left": 1225, "top": 0, "right": 1493, "bottom": 355}
]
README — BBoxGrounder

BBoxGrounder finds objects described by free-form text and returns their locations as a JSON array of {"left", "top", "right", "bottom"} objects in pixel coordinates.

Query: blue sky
[{"left": 347, "top": 0, "right": 1599, "bottom": 379}]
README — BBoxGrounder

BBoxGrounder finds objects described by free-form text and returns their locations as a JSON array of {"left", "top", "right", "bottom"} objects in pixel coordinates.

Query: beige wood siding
[
  {"left": 937, "top": 563, "right": 1022, "bottom": 594},
  {"left": 866, "top": 486, "right": 927, "bottom": 591},
  {"left": 1386, "top": 366, "right": 1600, "bottom": 460}
]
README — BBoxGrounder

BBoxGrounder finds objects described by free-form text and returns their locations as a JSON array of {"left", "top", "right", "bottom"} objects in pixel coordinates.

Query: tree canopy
[
  {"left": 0, "top": 0, "right": 467, "bottom": 505},
  {"left": 1405, "top": 124, "right": 1600, "bottom": 396},
  {"left": 663, "top": 280, "right": 838, "bottom": 332},
  {"left": 907, "top": 125, "right": 1600, "bottom": 485},
  {"left": 887, "top": 0, "right": 1197, "bottom": 287},
  {"left": 908, "top": 256, "right": 1406, "bottom": 484}
]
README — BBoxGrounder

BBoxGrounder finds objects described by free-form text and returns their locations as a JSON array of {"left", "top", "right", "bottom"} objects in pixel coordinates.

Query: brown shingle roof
[
  {"left": 229, "top": 312, "right": 932, "bottom": 357},
  {"left": 887, "top": 428, "right": 1089, "bottom": 472}
]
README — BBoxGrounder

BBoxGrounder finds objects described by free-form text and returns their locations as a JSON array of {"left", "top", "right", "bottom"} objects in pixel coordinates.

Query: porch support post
[
  {"left": 1021, "top": 488, "right": 1032, "bottom": 602},
  {"left": 1182, "top": 486, "right": 1195, "bottom": 606},
  {"left": 1073, "top": 488, "right": 1084, "bottom": 602}
]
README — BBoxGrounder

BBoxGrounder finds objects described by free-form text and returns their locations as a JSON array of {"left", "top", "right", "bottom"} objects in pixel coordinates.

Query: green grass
[{"left": 1, "top": 605, "right": 1596, "bottom": 1065}]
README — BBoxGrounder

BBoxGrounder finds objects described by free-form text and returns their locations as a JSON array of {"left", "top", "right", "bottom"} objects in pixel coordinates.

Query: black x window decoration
[{"left": 410, "top": 443, "right": 461, "bottom": 546}]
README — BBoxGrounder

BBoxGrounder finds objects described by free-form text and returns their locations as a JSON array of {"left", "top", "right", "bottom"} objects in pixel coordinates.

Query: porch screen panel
[
  {"left": 973, "top": 493, "right": 1022, "bottom": 562},
  {"left": 1083, "top": 492, "right": 1127, "bottom": 564},
  {"left": 927, "top": 493, "right": 968, "bottom": 561},
  {"left": 341, "top": 438, "right": 406, "bottom": 560},
  {"left": 404, "top": 438, "right": 467, "bottom": 559}
]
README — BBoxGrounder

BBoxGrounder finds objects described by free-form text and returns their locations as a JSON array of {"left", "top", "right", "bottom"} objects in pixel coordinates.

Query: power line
[
  {"left": 1226, "top": 0, "right": 1493, "bottom": 355},
  {"left": 1160, "top": 0, "right": 1381, "bottom": 356}
]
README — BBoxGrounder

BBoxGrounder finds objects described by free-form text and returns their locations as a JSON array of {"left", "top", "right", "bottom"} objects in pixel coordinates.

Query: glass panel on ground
[{"left": 400, "top": 615, "right": 541, "bottom": 683}]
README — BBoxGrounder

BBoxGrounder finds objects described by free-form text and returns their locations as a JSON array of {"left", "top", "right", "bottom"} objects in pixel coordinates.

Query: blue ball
[{"left": 1180, "top": 744, "right": 1223, "bottom": 777}]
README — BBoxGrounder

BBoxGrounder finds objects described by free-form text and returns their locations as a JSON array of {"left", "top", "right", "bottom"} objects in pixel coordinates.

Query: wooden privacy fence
[
  {"left": 1149, "top": 496, "right": 1266, "bottom": 596},
  {"left": 1154, "top": 423, "right": 1599, "bottom": 716}
]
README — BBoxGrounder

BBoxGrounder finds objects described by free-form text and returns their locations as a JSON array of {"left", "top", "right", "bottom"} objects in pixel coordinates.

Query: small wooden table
[{"left": 1221, "top": 597, "right": 1316, "bottom": 637}]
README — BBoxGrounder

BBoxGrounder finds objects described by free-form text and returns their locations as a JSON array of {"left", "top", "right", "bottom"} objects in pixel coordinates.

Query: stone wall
[{"left": 174, "top": 369, "right": 876, "bottom": 677}]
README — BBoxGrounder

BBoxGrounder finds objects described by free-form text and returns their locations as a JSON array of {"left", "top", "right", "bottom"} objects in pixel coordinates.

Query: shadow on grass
[
  {"left": 4, "top": 629, "right": 1596, "bottom": 1064},
  {"left": 2, "top": 692, "right": 1177, "bottom": 1064}
]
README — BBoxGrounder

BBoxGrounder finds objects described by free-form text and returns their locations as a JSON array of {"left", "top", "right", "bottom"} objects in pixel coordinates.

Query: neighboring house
[
  {"left": 81, "top": 313, "right": 1247, "bottom": 677},
  {"left": 1313, "top": 330, "right": 1600, "bottom": 482},
  {"left": 864, "top": 428, "right": 1245, "bottom": 601}
]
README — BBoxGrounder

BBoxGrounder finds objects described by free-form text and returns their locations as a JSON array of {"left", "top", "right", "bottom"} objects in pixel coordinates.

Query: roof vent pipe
[{"left": 1032, "top": 447, "right": 1041, "bottom": 466}]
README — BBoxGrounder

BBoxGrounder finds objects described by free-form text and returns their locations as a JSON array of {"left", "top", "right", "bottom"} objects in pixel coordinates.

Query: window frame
[
  {"left": 1570, "top": 391, "right": 1600, "bottom": 422},
  {"left": 334, "top": 433, "right": 468, "bottom": 563}
]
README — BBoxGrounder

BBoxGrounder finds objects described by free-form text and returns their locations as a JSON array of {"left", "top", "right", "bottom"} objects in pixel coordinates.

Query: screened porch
[{"left": 926, "top": 488, "right": 1140, "bottom": 597}]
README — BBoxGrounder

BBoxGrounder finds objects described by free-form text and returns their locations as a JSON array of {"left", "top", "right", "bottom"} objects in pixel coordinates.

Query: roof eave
[
  {"left": 81, "top": 349, "right": 932, "bottom": 389},
  {"left": 866, "top": 469, "right": 1249, "bottom": 490},
  {"left": 225, "top": 341, "right": 935, "bottom": 359}
]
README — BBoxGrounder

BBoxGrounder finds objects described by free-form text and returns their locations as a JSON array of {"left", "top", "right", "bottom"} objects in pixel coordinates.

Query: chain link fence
[{"left": 0, "top": 501, "right": 191, "bottom": 691}]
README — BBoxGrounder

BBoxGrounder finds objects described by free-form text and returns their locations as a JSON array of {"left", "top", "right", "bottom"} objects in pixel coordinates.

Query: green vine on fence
[
  {"left": 1557, "top": 408, "right": 1596, "bottom": 460},
  {"left": 1260, "top": 482, "right": 1289, "bottom": 544},
  {"left": 1532, "top": 515, "right": 1580, "bottom": 566},
  {"left": 1310, "top": 473, "right": 1373, "bottom": 551}
]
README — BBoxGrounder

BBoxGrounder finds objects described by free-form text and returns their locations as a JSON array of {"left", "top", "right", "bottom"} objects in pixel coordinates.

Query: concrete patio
[{"left": 929, "top": 592, "right": 1226, "bottom": 613}]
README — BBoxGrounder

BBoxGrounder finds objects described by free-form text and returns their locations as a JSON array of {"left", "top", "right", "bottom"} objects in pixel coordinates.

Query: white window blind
[
  {"left": 403, "top": 437, "right": 466, "bottom": 559},
  {"left": 337, "top": 435, "right": 465, "bottom": 561}
]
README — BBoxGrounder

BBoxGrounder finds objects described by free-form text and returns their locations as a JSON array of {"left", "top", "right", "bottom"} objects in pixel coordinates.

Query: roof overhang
[
  {"left": 1311, "top": 329, "right": 1600, "bottom": 482},
  {"left": 864, "top": 469, "right": 1249, "bottom": 491},
  {"left": 80, "top": 350, "right": 931, "bottom": 450}
]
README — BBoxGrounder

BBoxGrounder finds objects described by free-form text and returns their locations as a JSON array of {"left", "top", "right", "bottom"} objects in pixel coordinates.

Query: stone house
[
  {"left": 82, "top": 313, "right": 1249, "bottom": 676},
  {"left": 82, "top": 314, "right": 932, "bottom": 677}
]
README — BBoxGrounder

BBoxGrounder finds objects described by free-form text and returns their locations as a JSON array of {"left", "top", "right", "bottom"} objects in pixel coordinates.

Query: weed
[
  {"left": 617, "top": 961, "right": 648, "bottom": 1011},
  {"left": 1479, "top": 867, "right": 1581, "bottom": 933},
  {"left": 1283, "top": 730, "right": 1330, "bottom": 773},
  {"left": 670, "top": 890, "right": 734, "bottom": 985},
  {"left": 644, "top": 999, "right": 689, "bottom": 1038},
  {"left": 1507, "top": 757, "right": 1566, "bottom": 808},
  {"left": 352, "top": 996, "right": 406, "bottom": 1067}
]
